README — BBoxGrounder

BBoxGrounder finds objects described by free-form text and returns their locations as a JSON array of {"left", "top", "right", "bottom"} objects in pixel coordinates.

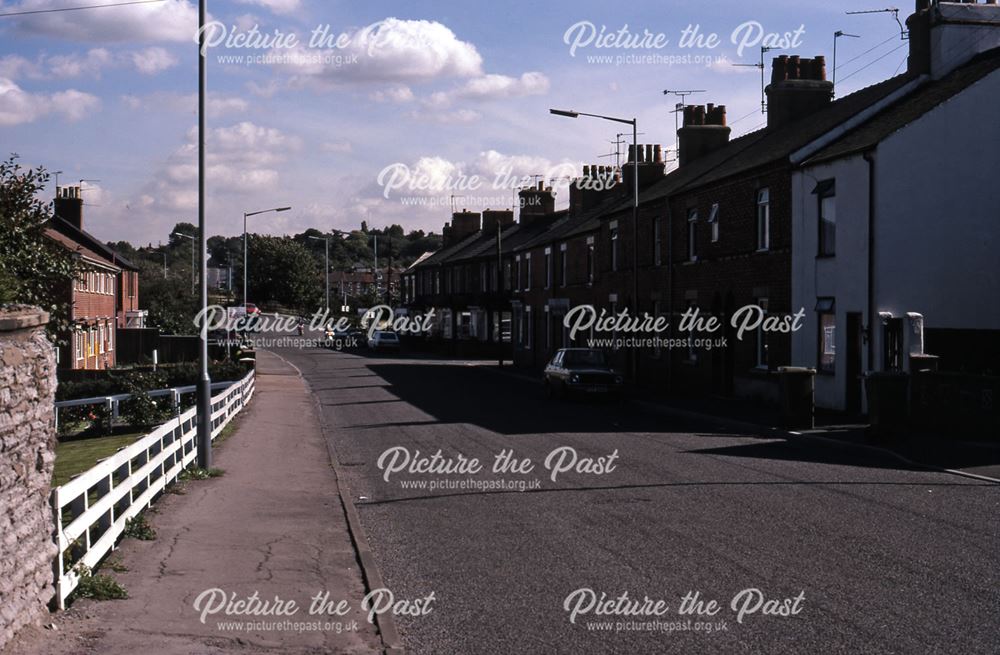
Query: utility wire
[
  {"left": 837, "top": 42, "right": 907, "bottom": 85},
  {"left": 834, "top": 34, "right": 898, "bottom": 71},
  {"left": 0, "top": 0, "right": 165, "bottom": 18}
]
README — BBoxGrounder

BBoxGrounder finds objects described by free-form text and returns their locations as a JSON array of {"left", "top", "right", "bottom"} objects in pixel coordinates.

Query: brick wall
[{"left": 0, "top": 307, "right": 57, "bottom": 650}]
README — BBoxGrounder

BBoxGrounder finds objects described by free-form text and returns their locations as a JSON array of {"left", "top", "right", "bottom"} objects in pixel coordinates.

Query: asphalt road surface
[{"left": 272, "top": 343, "right": 1000, "bottom": 655}]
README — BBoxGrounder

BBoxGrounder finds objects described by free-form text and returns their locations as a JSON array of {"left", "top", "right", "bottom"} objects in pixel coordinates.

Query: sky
[{"left": 0, "top": 0, "right": 915, "bottom": 245}]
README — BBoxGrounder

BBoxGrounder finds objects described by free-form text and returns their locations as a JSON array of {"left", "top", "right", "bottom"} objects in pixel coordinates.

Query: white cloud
[
  {"left": 0, "top": 54, "right": 42, "bottom": 80},
  {"left": 287, "top": 18, "right": 482, "bottom": 85},
  {"left": 0, "top": 78, "right": 99, "bottom": 125},
  {"left": 425, "top": 71, "right": 550, "bottom": 108},
  {"left": 131, "top": 47, "right": 178, "bottom": 75},
  {"left": 10, "top": 0, "right": 198, "bottom": 43},
  {"left": 145, "top": 121, "right": 301, "bottom": 211},
  {"left": 47, "top": 48, "right": 113, "bottom": 78},
  {"left": 119, "top": 92, "right": 248, "bottom": 116},
  {"left": 371, "top": 85, "right": 414, "bottom": 103},
  {"left": 233, "top": 0, "right": 300, "bottom": 15},
  {"left": 408, "top": 107, "right": 481, "bottom": 124}
]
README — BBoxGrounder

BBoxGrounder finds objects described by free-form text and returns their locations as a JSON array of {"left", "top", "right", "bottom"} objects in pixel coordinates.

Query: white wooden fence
[{"left": 50, "top": 369, "right": 256, "bottom": 609}]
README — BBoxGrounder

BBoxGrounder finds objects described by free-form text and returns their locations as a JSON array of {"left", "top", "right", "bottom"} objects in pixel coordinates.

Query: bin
[
  {"left": 778, "top": 366, "right": 816, "bottom": 430},
  {"left": 865, "top": 371, "right": 909, "bottom": 437}
]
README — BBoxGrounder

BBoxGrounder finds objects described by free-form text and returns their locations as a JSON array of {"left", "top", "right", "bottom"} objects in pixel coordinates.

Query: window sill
[
  {"left": 816, "top": 253, "right": 836, "bottom": 260},
  {"left": 754, "top": 248, "right": 770, "bottom": 254}
]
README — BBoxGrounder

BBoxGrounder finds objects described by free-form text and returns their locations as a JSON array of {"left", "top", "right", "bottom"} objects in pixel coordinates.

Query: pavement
[
  {"left": 8, "top": 351, "right": 382, "bottom": 655},
  {"left": 271, "top": 344, "right": 1000, "bottom": 655}
]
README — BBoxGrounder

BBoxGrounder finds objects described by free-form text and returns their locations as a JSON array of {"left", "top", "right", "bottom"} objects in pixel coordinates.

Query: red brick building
[{"left": 45, "top": 185, "right": 141, "bottom": 369}]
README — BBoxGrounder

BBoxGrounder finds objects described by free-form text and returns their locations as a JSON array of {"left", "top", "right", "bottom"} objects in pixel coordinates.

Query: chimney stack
[
  {"left": 518, "top": 183, "right": 556, "bottom": 227},
  {"left": 622, "top": 143, "right": 666, "bottom": 190},
  {"left": 906, "top": 0, "right": 1000, "bottom": 79},
  {"left": 764, "top": 55, "right": 833, "bottom": 129},
  {"left": 677, "top": 103, "right": 731, "bottom": 166},
  {"left": 569, "top": 164, "right": 618, "bottom": 216},
  {"left": 54, "top": 185, "right": 83, "bottom": 230},
  {"left": 450, "top": 210, "right": 481, "bottom": 243},
  {"left": 482, "top": 209, "right": 514, "bottom": 233}
]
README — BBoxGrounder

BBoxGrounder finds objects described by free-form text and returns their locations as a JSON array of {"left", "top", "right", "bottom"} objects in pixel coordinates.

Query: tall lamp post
[
  {"left": 307, "top": 235, "right": 330, "bottom": 313},
  {"left": 550, "top": 108, "right": 640, "bottom": 380},
  {"left": 242, "top": 206, "right": 291, "bottom": 310},
  {"left": 171, "top": 231, "right": 197, "bottom": 295},
  {"left": 197, "top": 0, "right": 210, "bottom": 469}
]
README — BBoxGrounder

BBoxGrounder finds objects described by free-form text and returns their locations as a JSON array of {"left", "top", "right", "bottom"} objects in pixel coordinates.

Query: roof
[
  {"left": 48, "top": 215, "right": 139, "bottom": 270},
  {"left": 806, "top": 46, "right": 1000, "bottom": 164},
  {"left": 45, "top": 227, "right": 121, "bottom": 270},
  {"left": 405, "top": 61, "right": 934, "bottom": 266}
]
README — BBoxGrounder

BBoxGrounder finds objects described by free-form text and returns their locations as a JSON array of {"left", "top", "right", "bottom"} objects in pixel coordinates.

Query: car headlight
[
  {"left": 614, "top": 375, "right": 623, "bottom": 385},
  {"left": 570, "top": 374, "right": 580, "bottom": 383}
]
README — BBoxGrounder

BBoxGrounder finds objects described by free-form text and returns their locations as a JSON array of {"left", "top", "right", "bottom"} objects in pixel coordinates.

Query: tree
[
  {"left": 0, "top": 155, "right": 77, "bottom": 338},
  {"left": 244, "top": 235, "right": 322, "bottom": 312}
]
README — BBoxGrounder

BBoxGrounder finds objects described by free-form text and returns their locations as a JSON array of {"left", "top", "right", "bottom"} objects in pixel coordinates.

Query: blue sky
[{"left": 0, "top": 0, "right": 914, "bottom": 244}]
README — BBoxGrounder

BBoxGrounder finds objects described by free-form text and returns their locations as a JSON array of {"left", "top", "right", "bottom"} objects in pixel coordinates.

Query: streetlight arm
[{"left": 550, "top": 108, "right": 635, "bottom": 126}]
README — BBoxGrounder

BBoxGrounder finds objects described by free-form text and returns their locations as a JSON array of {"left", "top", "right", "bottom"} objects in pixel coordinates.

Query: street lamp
[
  {"left": 242, "top": 206, "right": 291, "bottom": 310},
  {"left": 171, "top": 231, "right": 197, "bottom": 295},
  {"left": 307, "top": 235, "right": 330, "bottom": 313},
  {"left": 550, "top": 107, "right": 640, "bottom": 379}
]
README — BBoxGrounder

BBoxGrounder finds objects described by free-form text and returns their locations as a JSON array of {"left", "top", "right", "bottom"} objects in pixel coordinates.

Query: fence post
[
  {"left": 171, "top": 388, "right": 180, "bottom": 416},
  {"left": 105, "top": 397, "right": 114, "bottom": 434}
]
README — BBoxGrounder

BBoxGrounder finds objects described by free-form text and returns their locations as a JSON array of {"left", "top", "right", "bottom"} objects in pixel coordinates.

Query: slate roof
[{"left": 805, "top": 46, "right": 1000, "bottom": 164}]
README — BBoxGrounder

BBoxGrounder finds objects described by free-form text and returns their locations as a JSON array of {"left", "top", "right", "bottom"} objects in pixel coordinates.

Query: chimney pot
[
  {"left": 788, "top": 55, "right": 801, "bottom": 79},
  {"left": 813, "top": 55, "right": 827, "bottom": 81},
  {"left": 772, "top": 55, "right": 788, "bottom": 82},
  {"left": 653, "top": 144, "right": 663, "bottom": 163},
  {"left": 644, "top": 144, "right": 654, "bottom": 162}
]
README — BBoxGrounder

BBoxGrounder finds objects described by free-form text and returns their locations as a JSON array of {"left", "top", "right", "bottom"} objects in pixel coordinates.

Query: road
[{"left": 273, "top": 343, "right": 1000, "bottom": 655}]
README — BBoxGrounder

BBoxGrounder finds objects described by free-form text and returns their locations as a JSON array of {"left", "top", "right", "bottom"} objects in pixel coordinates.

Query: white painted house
[{"left": 790, "top": 1, "right": 1000, "bottom": 413}]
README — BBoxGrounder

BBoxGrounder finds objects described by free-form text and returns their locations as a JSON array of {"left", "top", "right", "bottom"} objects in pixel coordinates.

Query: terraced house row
[{"left": 402, "top": 0, "right": 1000, "bottom": 414}]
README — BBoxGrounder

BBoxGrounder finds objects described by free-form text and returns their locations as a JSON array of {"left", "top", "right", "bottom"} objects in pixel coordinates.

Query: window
[
  {"left": 816, "top": 180, "right": 836, "bottom": 256},
  {"left": 544, "top": 247, "right": 552, "bottom": 289},
  {"left": 503, "top": 261, "right": 512, "bottom": 291},
  {"left": 708, "top": 203, "right": 719, "bottom": 243},
  {"left": 75, "top": 332, "right": 83, "bottom": 360},
  {"left": 687, "top": 208, "right": 698, "bottom": 261},
  {"left": 755, "top": 298, "right": 769, "bottom": 368},
  {"left": 524, "top": 253, "right": 532, "bottom": 290},
  {"left": 610, "top": 221, "right": 619, "bottom": 272},
  {"left": 654, "top": 217, "right": 662, "bottom": 266},
  {"left": 98, "top": 325, "right": 105, "bottom": 353},
  {"left": 559, "top": 243, "right": 567, "bottom": 287},
  {"left": 756, "top": 188, "right": 770, "bottom": 251},
  {"left": 481, "top": 263, "right": 488, "bottom": 292},
  {"left": 515, "top": 255, "right": 522, "bottom": 291},
  {"left": 816, "top": 297, "right": 835, "bottom": 373},
  {"left": 586, "top": 237, "right": 595, "bottom": 283},
  {"left": 525, "top": 305, "right": 533, "bottom": 350}
]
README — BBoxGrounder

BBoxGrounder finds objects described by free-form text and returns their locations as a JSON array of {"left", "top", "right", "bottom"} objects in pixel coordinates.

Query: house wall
[
  {"left": 793, "top": 67, "right": 1000, "bottom": 410},
  {"left": 874, "top": 67, "right": 1000, "bottom": 331},
  {"left": 70, "top": 265, "right": 118, "bottom": 370},
  {"left": 791, "top": 155, "right": 871, "bottom": 411}
]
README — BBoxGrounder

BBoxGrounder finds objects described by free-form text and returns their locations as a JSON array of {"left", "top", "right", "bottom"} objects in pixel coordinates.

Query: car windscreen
[
  {"left": 561, "top": 350, "right": 607, "bottom": 368},
  {"left": 379, "top": 332, "right": 399, "bottom": 340}
]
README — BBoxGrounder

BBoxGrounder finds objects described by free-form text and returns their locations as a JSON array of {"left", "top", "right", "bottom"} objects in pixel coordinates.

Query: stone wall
[{"left": 0, "top": 306, "right": 57, "bottom": 650}]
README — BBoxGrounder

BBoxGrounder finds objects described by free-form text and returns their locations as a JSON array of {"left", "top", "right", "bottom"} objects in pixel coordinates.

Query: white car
[{"left": 367, "top": 330, "right": 401, "bottom": 352}]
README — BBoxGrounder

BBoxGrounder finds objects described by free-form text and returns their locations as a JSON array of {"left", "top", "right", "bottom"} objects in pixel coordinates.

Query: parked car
[
  {"left": 367, "top": 330, "right": 401, "bottom": 352},
  {"left": 244, "top": 303, "right": 261, "bottom": 315},
  {"left": 543, "top": 348, "right": 623, "bottom": 398}
]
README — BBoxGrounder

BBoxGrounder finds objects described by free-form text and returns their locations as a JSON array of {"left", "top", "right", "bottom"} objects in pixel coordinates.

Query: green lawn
[{"left": 53, "top": 433, "right": 144, "bottom": 488}]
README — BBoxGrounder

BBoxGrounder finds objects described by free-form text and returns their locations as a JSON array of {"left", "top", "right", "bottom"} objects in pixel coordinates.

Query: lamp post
[
  {"left": 307, "top": 235, "right": 330, "bottom": 313},
  {"left": 550, "top": 108, "right": 640, "bottom": 380},
  {"left": 197, "top": 0, "right": 210, "bottom": 469},
  {"left": 171, "top": 231, "right": 197, "bottom": 295},
  {"left": 242, "top": 206, "right": 291, "bottom": 311}
]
